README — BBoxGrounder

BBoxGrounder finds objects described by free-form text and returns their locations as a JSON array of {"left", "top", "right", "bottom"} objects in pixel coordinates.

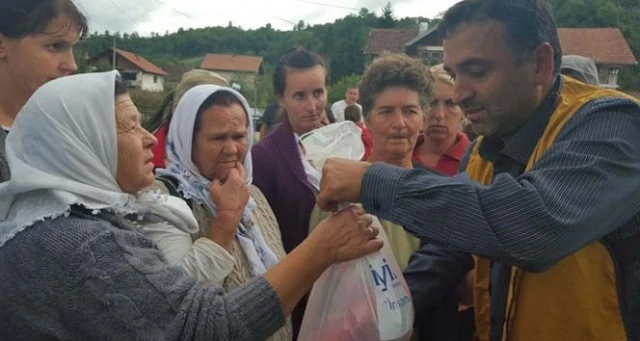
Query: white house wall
[{"left": 140, "top": 73, "right": 165, "bottom": 92}]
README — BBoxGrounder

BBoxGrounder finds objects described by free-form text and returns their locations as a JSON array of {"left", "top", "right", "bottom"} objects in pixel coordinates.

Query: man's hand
[{"left": 317, "top": 158, "right": 371, "bottom": 211}]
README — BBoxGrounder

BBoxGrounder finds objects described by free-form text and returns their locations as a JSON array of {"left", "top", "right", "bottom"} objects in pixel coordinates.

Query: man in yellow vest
[{"left": 316, "top": 0, "right": 640, "bottom": 340}]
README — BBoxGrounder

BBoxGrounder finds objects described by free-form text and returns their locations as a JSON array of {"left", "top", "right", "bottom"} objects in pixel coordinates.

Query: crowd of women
[{"left": 0, "top": 1, "right": 475, "bottom": 340}]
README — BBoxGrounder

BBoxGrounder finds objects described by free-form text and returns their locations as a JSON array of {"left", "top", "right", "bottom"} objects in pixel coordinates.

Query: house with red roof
[
  {"left": 364, "top": 26, "right": 637, "bottom": 89},
  {"left": 199, "top": 53, "right": 264, "bottom": 89},
  {"left": 88, "top": 48, "right": 168, "bottom": 92},
  {"left": 558, "top": 28, "right": 637, "bottom": 88}
]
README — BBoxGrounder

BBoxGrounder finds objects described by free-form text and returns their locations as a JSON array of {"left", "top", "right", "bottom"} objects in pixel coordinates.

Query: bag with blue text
[{"left": 297, "top": 122, "right": 414, "bottom": 341}]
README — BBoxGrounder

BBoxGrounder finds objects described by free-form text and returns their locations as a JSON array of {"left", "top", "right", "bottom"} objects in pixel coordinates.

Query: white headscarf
[
  {"left": 156, "top": 85, "right": 279, "bottom": 276},
  {"left": 0, "top": 71, "right": 197, "bottom": 248}
]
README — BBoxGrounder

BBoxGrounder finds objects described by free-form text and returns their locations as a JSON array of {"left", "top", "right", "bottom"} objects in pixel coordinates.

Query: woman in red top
[
  {"left": 413, "top": 64, "right": 471, "bottom": 176},
  {"left": 145, "top": 69, "right": 228, "bottom": 168},
  {"left": 344, "top": 104, "right": 372, "bottom": 160}
]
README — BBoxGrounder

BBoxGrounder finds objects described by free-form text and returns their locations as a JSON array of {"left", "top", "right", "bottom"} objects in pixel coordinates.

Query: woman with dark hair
[
  {"left": 0, "top": 71, "right": 382, "bottom": 340},
  {"left": 311, "top": 53, "right": 431, "bottom": 269},
  {"left": 0, "top": 0, "right": 87, "bottom": 181},
  {"left": 252, "top": 47, "right": 329, "bottom": 253},
  {"left": 251, "top": 47, "right": 328, "bottom": 336}
]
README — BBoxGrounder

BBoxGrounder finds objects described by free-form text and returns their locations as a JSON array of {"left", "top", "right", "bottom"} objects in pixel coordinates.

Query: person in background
[
  {"left": 320, "top": 105, "right": 337, "bottom": 126},
  {"left": 560, "top": 55, "right": 599, "bottom": 86},
  {"left": 331, "top": 85, "right": 361, "bottom": 122},
  {"left": 316, "top": 0, "right": 640, "bottom": 339},
  {"left": 413, "top": 64, "right": 471, "bottom": 176},
  {"left": 0, "top": 71, "right": 382, "bottom": 341},
  {"left": 344, "top": 104, "right": 372, "bottom": 160},
  {"left": 145, "top": 69, "right": 229, "bottom": 168},
  {"left": 0, "top": 0, "right": 87, "bottom": 182},
  {"left": 462, "top": 118, "right": 478, "bottom": 141},
  {"left": 407, "top": 63, "right": 474, "bottom": 341},
  {"left": 251, "top": 47, "right": 329, "bottom": 337},
  {"left": 259, "top": 101, "right": 282, "bottom": 138},
  {"left": 146, "top": 84, "right": 293, "bottom": 341}
]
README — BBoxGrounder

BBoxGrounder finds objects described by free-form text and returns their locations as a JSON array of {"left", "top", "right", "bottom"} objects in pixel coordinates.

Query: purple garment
[
  {"left": 251, "top": 119, "right": 316, "bottom": 253},
  {"left": 252, "top": 119, "right": 317, "bottom": 338}
]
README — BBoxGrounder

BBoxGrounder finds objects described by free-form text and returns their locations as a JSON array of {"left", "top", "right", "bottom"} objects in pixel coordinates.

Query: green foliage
[
  {"left": 75, "top": 1, "right": 640, "bottom": 93},
  {"left": 378, "top": 2, "right": 396, "bottom": 28},
  {"left": 128, "top": 89, "right": 167, "bottom": 120},
  {"left": 328, "top": 74, "right": 363, "bottom": 104},
  {"left": 76, "top": 7, "right": 420, "bottom": 87}
]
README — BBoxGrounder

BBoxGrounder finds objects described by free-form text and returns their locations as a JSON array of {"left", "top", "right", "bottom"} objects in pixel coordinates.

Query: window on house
[
  {"left": 608, "top": 68, "right": 619, "bottom": 85},
  {"left": 154, "top": 76, "right": 158, "bottom": 83},
  {"left": 418, "top": 47, "right": 443, "bottom": 66},
  {"left": 121, "top": 72, "right": 137, "bottom": 81}
]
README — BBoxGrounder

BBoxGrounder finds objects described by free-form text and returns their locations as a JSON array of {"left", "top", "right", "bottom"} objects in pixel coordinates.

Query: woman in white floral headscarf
[
  {"left": 0, "top": 71, "right": 382, "bottom": 341},
  {"left": 146, "top": 85, "right": 292, "bottom": 341}
]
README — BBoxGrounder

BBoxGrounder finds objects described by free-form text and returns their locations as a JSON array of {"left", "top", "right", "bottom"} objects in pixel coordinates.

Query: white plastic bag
[
  {"left": 298, "top": 122, "right": 414, "bottom": 341},
  {"left": 298, "top": 218, "right": 414, "bottom": 341},
  {"left": 300, "top": 121, "right": 365, "bottom": 171}
]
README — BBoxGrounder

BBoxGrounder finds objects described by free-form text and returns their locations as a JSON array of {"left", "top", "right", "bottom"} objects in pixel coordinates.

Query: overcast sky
[{"left": 75, "top": 0, "right": 461, "bottom": 36}]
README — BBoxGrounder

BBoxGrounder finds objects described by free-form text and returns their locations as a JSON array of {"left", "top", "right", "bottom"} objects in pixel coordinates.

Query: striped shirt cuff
[{"left": 361, "top": 163, "right": 407, "bottom": 217}]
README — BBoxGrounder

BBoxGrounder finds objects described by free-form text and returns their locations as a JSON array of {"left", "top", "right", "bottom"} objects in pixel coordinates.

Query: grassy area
[{"left": 181, "top": 56, "right": 205, "bottom": 68}]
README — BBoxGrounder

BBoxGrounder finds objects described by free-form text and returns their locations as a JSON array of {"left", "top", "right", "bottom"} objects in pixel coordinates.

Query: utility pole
[{"left": 112, "top": 36, "right": 117, "bottom": 69}]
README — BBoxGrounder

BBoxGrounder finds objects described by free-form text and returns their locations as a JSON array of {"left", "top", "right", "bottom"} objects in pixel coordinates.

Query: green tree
[{"left": 378, "top": 2, "right": 396, "bottom": 28}]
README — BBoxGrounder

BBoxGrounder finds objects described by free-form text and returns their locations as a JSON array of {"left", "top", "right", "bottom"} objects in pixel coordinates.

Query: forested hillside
[{"left": 75, "top": 0, "right": 640, "bottom": 107}]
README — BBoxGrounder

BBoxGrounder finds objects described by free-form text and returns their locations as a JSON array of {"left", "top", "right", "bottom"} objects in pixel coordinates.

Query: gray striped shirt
[{"left": 362, "top": 79, "right": 640, "bottom": 340}]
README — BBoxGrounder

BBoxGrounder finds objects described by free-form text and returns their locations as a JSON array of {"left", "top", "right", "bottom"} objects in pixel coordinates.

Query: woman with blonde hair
[{"left": 413, "top": 63, "right": 471, "bottom": 176}]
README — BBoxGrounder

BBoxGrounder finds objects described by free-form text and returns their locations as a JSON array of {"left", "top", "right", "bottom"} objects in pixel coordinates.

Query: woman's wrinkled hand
[
  {"left": 207, "top": 162, "right": 249, "bottom": 251},
  {"left": 309, "top": 205, "right": 383, "bottom": 265}
]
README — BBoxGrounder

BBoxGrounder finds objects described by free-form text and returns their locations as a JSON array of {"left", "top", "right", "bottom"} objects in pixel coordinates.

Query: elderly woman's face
[
  {"left": 367, "top": 86, "right": 424, "bottom": 160},
  {"left": 192, "top": 103, "right": 248, "bottom": 183},
  {"left": 425, "top": 81, "right": 463, "bottom": 143},
  {"left": 115, "top": 94, "right": 158, "bottom": 194}
]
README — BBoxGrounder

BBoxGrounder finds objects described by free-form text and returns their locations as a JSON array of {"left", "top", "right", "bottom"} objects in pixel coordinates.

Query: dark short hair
[
  {"left": 114, "top": 75, "right": 127, "bottom": 97},
  {"left": 273, "top": 47, "right": 328, "bottom": 96},
  {"left": 193, "top": 91, "right": 246, "bottom": 143},
  {"left": 359, "top": 53, "right": 432, "bottom": 119},
  {"left": 344, "top": 104, "right": 362, "bottom": 123},
  {"left": 0, "top": 0, "right": 88, "bottom": 39},
  {"left": 439, "top": 0, "right": 562, "bottom": 75},
  {"left": 325, "top": 106, "right": 337, "bottom": 124}
]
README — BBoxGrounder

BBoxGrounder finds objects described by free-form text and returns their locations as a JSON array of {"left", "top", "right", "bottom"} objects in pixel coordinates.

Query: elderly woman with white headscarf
[
  {"left": 0, "top": 71, "right": 383, "bottom": 341},
  {"left": 145, "top": 85, "right": 292, "bottom": 340}
]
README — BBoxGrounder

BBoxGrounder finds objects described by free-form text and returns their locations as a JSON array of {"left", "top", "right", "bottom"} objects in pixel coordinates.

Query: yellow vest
[{"left": 466, "top": 76, "right": 639, "bottom": 341}]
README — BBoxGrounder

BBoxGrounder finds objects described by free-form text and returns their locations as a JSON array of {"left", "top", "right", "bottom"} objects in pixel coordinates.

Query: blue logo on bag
[{"left": 369, "top": 258, "right": 399, "bottom": 292}]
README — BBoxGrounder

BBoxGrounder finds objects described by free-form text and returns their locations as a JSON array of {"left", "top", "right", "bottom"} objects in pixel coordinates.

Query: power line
[
  {"left": 294, "top": 0, "right": 360, "bottom": 11},
  {"left": 149, "top": 0, "right": 200, "bottom": 22},
  {"left": 272, "top": 16, "right": 298, "bottom": 26},
  {"left": 103, "top": 0, "right": 140, "bottom": 29}
]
